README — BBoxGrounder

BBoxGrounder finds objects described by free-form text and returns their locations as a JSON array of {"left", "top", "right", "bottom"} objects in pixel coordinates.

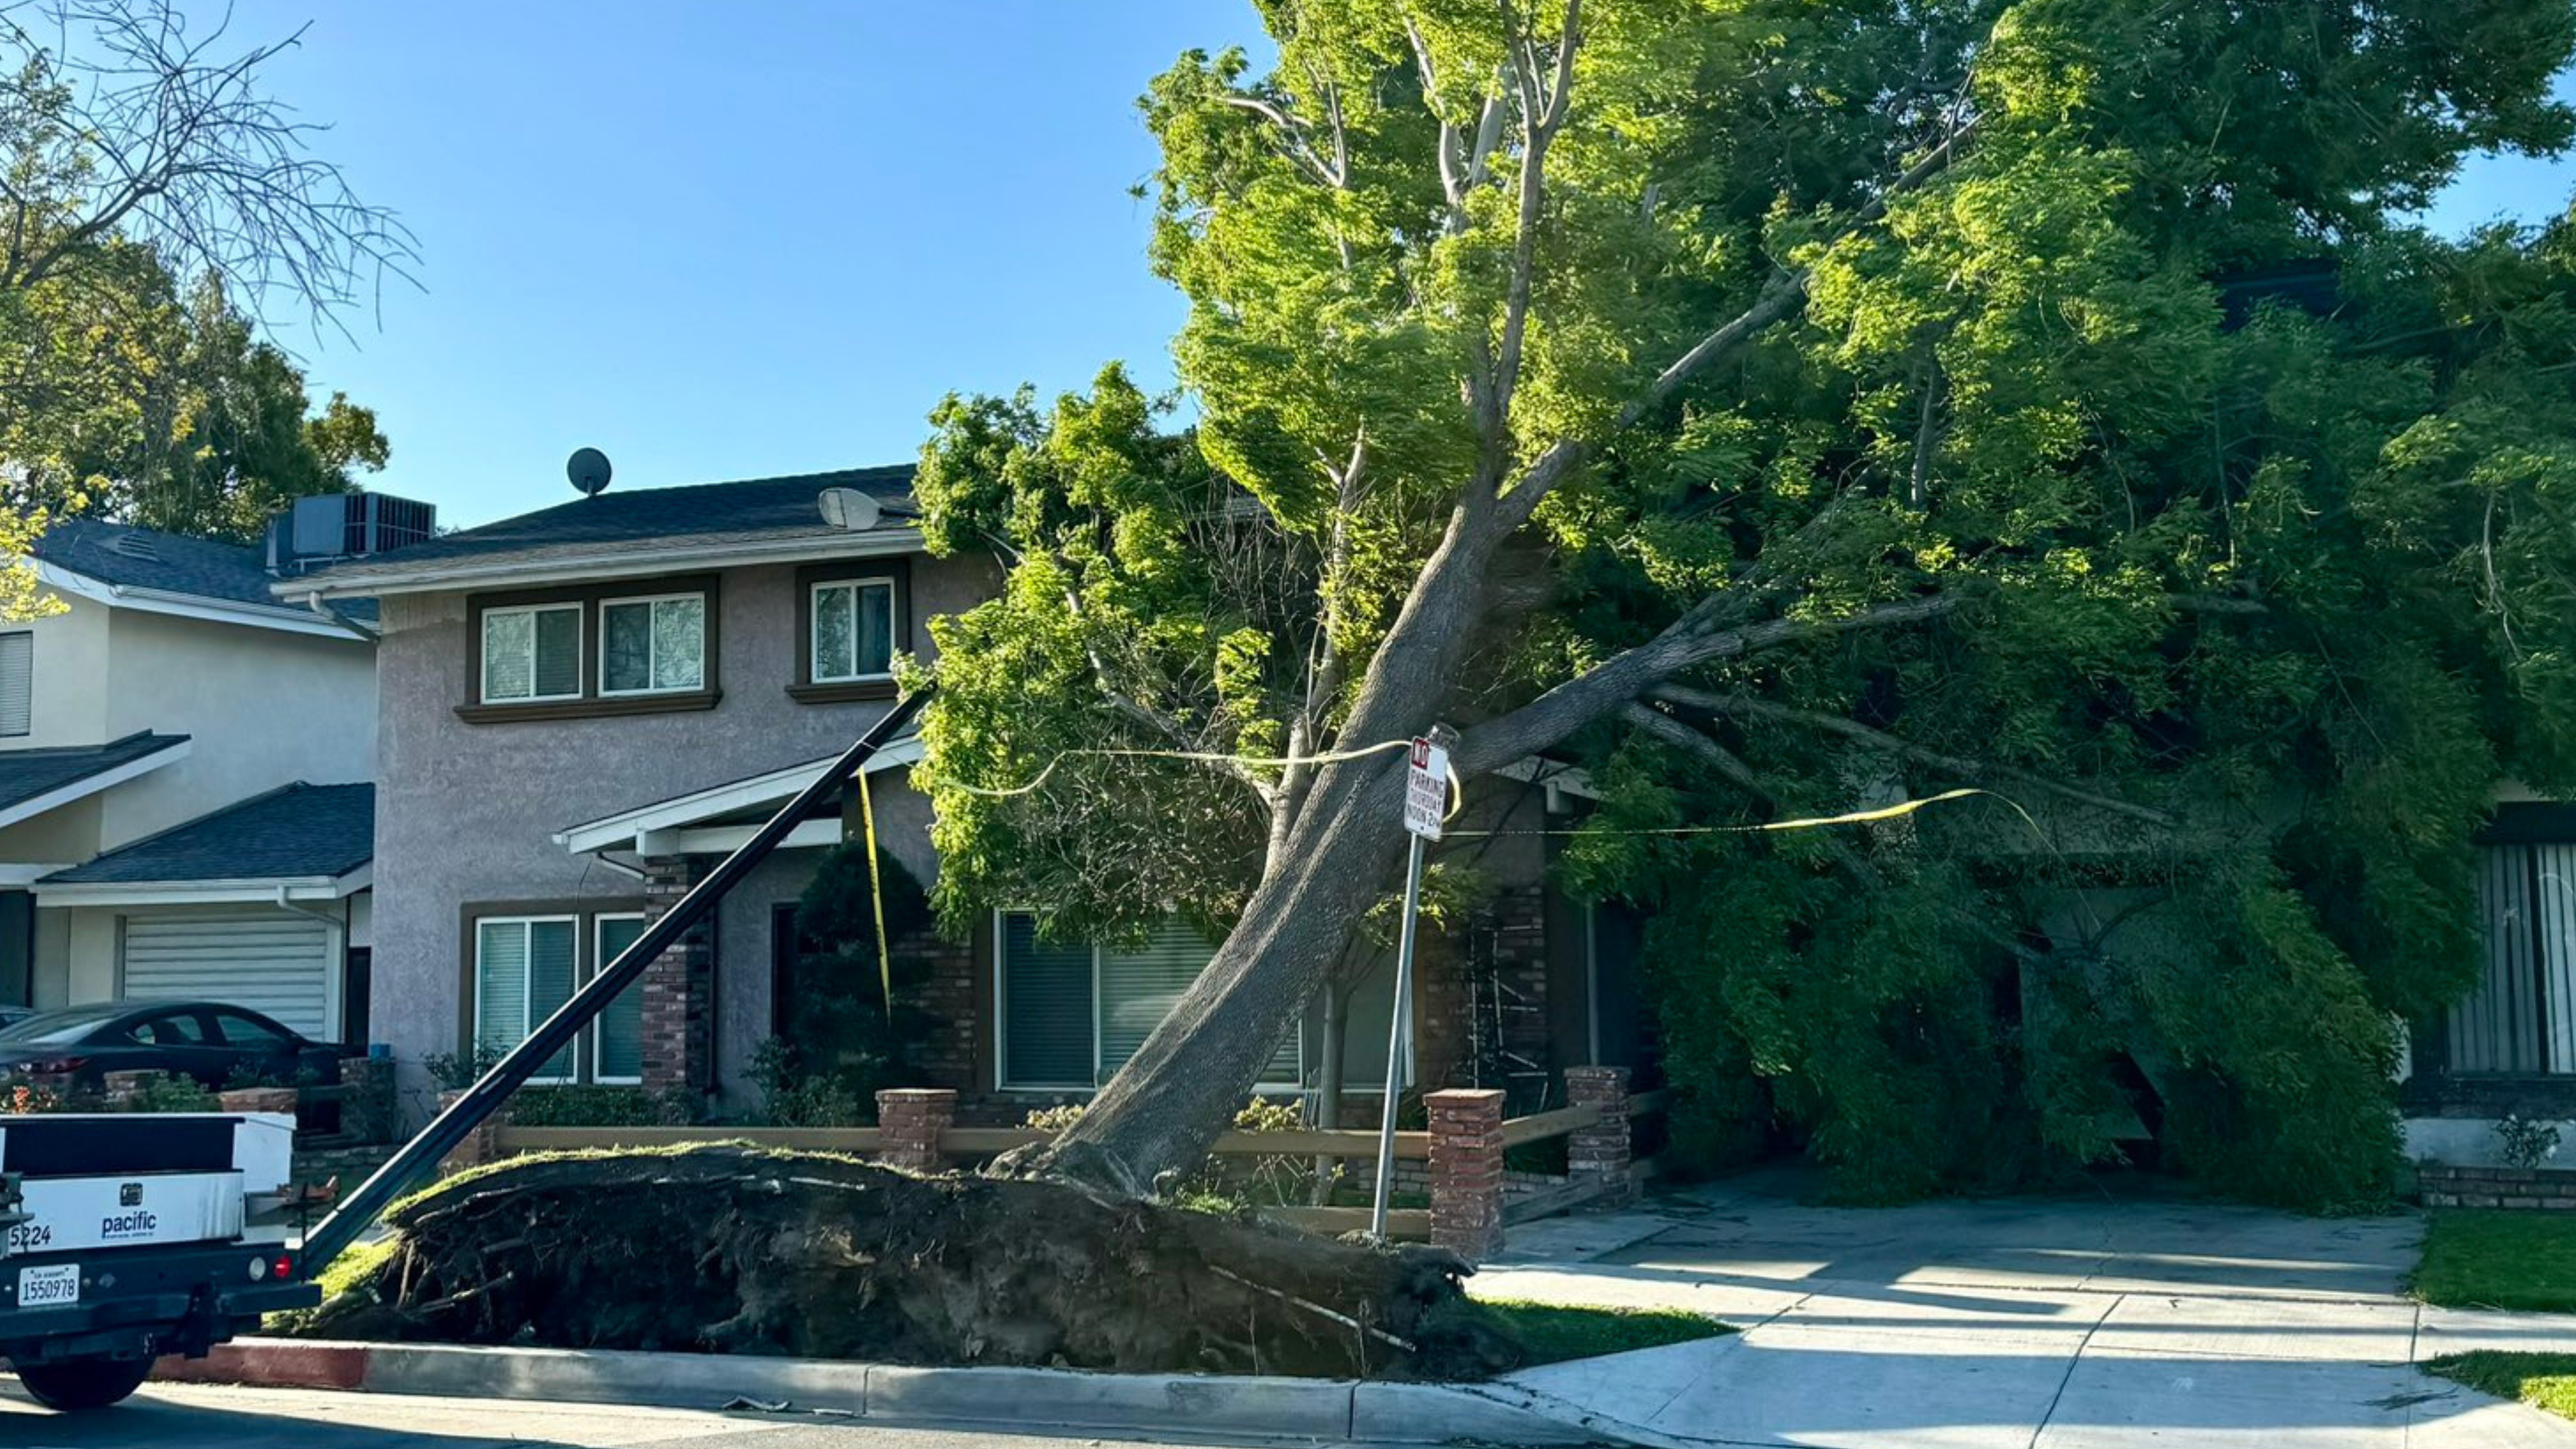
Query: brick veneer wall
[
  {"left": 900, "top": 925, "right": 978, "bottom": 1092},
  {"left": 639, "top": 855, "right": 715, "bottom": 1094},
  {"left": 2420, "top": 1164, "right": 2576, "bottom": 1210}
]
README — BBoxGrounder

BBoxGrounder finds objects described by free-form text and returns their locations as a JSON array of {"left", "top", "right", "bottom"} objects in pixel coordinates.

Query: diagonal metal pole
[{"left": 299, "top": 687, "right": 934, "bottom": 1273}]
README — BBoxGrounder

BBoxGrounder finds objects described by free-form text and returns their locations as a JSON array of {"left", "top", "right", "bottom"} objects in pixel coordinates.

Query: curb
[{"left": 155, "top": 1339, "right": 1614, "bottom": 1444}]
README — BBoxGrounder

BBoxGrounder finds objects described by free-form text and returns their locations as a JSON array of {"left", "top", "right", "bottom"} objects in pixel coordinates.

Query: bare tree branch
[
  {"left": 1455, "top": 592, "right": 1964, "bottom": 773},
  {"left": 1651, "top": 685, "right": 2181, "bottom": 829}
]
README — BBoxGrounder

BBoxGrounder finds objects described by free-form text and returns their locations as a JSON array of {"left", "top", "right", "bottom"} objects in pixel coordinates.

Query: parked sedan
[{"left": 0, "top": 1001, "right": 344, "bottom": 1094}]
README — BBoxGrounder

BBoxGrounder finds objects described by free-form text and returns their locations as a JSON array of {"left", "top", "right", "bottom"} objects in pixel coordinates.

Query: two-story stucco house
[
  {"left": 290, "top": 466, "right": 1657, "bottom": 1122},
  {"left": 3, "top": 518, "right": 383, "bottom": 1040}
]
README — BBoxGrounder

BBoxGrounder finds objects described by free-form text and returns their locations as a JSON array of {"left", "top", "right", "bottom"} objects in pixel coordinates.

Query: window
[
  {"left": 475, "top": 916, "right": 579, "bottom": 1082},
  {"left": 210, "top": 1009, "right": 298, "bottom": 1048},
  {"left": 0, "top": 631, "right": 29, "bottom": 737},
  {"left": 791, "top": 561, "right": 909, "bottom": 703},
  {"left": 810, "top": 579, "right": 895, "bottom": 683},
  {"left": 462, "top": 578, "right": 720, "bottom": 721},
  {"left": 481, "top": 604, "right": 582, "bottom": 703},
  {"left": 593, "top": 914, "right": 649, "bottom": 1084},
  {"left": 2448, "top": 841, "right": 2576, "bottom": 1074},
  {"left": 600, "top": 594, "right": 706, "bottom": 696},
  {"left": 130, "top": 1010, "right": 214, "bottom": 1047},
  {"left": 994, "top": 913, "right": 1302, "bottom": 1091}
]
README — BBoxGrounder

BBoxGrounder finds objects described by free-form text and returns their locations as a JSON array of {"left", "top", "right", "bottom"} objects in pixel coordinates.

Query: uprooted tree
[{"left": 914, "top": 0, "right": 2576, "bottom": 1210}]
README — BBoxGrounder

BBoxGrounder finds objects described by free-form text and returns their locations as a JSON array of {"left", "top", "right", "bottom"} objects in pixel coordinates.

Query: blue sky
[{"left": 227, "top": 5, "right": 2574, "bottom": 529}]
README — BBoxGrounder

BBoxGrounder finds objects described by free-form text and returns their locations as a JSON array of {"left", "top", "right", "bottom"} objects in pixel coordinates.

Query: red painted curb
[{"left": 155, "top": 1341, "right": 371, "bottom": 1392}]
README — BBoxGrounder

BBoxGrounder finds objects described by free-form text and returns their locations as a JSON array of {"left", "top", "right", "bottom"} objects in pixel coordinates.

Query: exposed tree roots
[{"left": 299, "top": 1146, "right": 1515, "bottom": 1380}]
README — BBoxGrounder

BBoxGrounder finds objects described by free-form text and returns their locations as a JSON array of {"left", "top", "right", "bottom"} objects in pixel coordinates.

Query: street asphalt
[{"left": 0, "top": 1379, "right": 1425, "bottom": 1449}]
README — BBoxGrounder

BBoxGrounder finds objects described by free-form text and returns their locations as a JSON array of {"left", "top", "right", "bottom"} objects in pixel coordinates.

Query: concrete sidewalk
[{"left": 1464, "top": 1170, "right": 2576, "bottom": 1447}]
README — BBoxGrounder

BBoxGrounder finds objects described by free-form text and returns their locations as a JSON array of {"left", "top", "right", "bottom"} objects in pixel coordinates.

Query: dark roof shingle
[
  {"left": 0, "top": 732, "right": 191, "bottom": 815},
  {"left": 42, "top": 781, "right": 373, "bottom": 886},
  {"left": 33, "top": 518, "right": 377, "bottom": 625},
  {"left": 289, "top": 466, "right": 917, "bottom": 592}
]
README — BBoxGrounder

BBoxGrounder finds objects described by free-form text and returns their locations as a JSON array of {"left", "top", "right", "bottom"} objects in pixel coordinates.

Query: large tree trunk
[{"left": 1014, "top": 508, "right": 1504, "bottom": 1193}]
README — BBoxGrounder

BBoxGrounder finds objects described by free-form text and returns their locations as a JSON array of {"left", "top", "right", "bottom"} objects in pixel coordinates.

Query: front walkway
[{"left": 1468, "top": 1168, "right": 2576, "bottom": 1448}]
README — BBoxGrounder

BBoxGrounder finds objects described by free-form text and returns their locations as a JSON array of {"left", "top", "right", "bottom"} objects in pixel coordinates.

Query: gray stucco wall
[{"left": 369, "top": 551, "right": 990, "bottom": 1108}]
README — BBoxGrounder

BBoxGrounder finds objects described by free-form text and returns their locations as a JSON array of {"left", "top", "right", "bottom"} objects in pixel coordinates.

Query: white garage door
[{"left": 120, "top": 913, "right": 332, "bottom": 1039}]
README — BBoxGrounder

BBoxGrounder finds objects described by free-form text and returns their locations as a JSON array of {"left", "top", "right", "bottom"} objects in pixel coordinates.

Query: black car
[{"left": 0, "top": 1001, "right": 343, "bottom": 1094}]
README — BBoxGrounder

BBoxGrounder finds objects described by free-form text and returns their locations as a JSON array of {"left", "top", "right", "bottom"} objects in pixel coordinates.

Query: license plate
[{"left": 17, "top": 1264, "right": 79, "bottom": 1308}]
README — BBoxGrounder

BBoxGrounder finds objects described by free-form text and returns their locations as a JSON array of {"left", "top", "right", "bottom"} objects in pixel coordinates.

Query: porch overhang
[{"left": 553, "top": 736, "right": 923, "bottom": 858}]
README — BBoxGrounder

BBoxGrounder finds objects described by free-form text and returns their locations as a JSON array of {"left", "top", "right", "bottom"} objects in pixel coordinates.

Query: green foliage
[
  {"left": 422, "top": 1045, "right": 502, "bottom": 1092},
  {"left": 750, "top": 842, "right": 942, "bottom": 1125},
  {"left": 915, "top": 0, "right": 2576, "bottom": 1211},
  {"left": 2414, "top": 1211, "right": 2576, "bottom": 1314},
  {"left": 1455, "top": 1299, "right": 1734, "bottom": 1368},
  {"left": 2425, "top": 1354, "right": 2576, "bottom": 1421},
  {"left": 504, "top": 1086, "right": 699, "bottom": 1128}
]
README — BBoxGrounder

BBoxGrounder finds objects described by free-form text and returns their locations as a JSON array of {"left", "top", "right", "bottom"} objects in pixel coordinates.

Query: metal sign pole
[
  {"left": 1369, "top": 829, "right": 1427, "bottom": 1240},
  {"left": 1372, "top": 726, "right": 1450, "bottom": 1240}
]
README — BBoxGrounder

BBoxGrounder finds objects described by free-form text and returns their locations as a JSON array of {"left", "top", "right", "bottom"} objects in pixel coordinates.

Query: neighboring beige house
[{"left": 1, "top": 513, "right": 400, "bottom": 1040}]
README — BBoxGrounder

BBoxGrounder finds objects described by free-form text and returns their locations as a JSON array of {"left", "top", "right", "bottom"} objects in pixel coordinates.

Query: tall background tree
[
  {"left": 1, "top": 0, "right": 407, "bottom": 560},
  {"left": 916, "top": 0, "right": 2576, "bottom": 1208}
]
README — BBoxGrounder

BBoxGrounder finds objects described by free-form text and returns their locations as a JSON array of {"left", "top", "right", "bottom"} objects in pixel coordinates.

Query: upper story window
[
  {"left": 600, "top": 594, "right": 706, "bottom": 696},
  {"left": 791, "top": 559, "right": 910, "bottom": 704},
  {"left": 461, "top": 576, "right": 720, "bottom": 723},
  {"left": 0, "top": 631, "right": 30, "bottom": 737},
  {"left": 481, "top": 603, "right": 583, "bottom": 703},
  {"left": 810, "top": 580, "right": 894, "bottom": 683}
]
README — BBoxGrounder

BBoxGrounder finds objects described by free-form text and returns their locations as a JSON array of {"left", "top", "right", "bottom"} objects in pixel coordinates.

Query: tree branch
[
  {"left": 1651, "top": 685, "right": 2181, "bottom": 830},
  {"left": 1620, "top": 703, "right": 1884, "bottom": 884},
  {"left": 1455, "top": 593, "right": 1962, "bottom": 773}
]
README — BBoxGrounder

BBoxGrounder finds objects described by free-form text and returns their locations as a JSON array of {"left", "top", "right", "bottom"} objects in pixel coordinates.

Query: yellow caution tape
[{"left": 857, "top": 763, "right": 894, "bottom": 1019}]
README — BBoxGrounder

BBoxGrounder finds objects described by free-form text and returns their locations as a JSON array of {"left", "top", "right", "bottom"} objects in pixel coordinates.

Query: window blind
[
  {"left": 999, "top": 913, "right": 1093, "bottom": 1088},
  {"left": 0, "top": 633, "right": 30, "bottom": 737},
  {"left": 1097, "top": 919, "right": 1217, "bottom": 1082},
  {"left": 475, "top": 918, "right": 577, "bottom": 1080}
]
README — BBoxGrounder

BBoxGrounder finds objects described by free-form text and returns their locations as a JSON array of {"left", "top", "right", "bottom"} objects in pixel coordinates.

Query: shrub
[
  {"left": 505, "top": 1085, "right": 698, "bottom": 1128},
  {"left": 423, "top": 1045, "right": 503, "bottom": 1092},
  {"left": 746, "top": 1037, "right": 870, "bottom": 1127},
  {"left": 2497, "top": 1114, "right": 2564, "bottom": 1171}
]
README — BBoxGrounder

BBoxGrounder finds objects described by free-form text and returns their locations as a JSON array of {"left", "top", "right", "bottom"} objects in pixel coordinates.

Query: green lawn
[
  {"left": 1473, "top": 1298, "right": 1734, "bottom": 1367},
  {"left": 2426, "top": 1353, "right": 2576, "bottom": 1420},
  {"left": 2414, "top": 1211, "right": 2576, "bottom": 1313}
]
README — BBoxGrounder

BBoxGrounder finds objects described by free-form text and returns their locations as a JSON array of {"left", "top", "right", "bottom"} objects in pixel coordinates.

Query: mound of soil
[{"left": 298, "top": 1146, "right": 1515, "bottom": 1380}]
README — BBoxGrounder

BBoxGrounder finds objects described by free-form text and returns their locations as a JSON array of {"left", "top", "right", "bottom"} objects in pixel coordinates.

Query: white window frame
[
  {"left": 809, "top": 578, "right": 898, "bottom": 685},
  {"left": 596, "top": 591, "right": 707, "bottom": 697},
  {"left": 990, "top": 909, "right": 1307, "bottom": 1095},
  {"left": 473, "top": 914, "right": 581, "bottom": 1085},
  {"left": 591, "top": 911, "right": 649, "bottom": 1085},
  {"left": 480, "top": 602, "right": 584, "bottom": 705}
]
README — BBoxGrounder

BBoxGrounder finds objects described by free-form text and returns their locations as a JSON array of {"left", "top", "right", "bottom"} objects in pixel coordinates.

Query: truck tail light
[
  {"left": 248, "top": 1256, "right": 269, "bottom": 1281},
  {"left": 272, "top": 1253, "right": 295, "bottom": 1281}
]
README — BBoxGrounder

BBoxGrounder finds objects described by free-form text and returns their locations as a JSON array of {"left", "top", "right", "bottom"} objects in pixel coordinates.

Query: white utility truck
[{"left": 0, "top": 1110, "right": 318, "bottom": 1408}]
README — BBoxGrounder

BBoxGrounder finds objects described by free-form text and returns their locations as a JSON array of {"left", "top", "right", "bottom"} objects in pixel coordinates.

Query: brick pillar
[
  {"left": 343, "top": 1056, "right": 399, "bottom": 1144},
  {"left": 1566, "top": 1066, "right": 1633, "bottom": 1206},
  {"left": 433, "top": 1089, "right": 507, "bottom": 1175},
  {"left": 876, "top": 1088, "right": 956, "bottom": 1173},
  {"left": 1427, "top": 1088, "right": 1506, "bottom": 1260},
  {"left": 639, "top": 855, "right": 715, "bottom": 1094}
]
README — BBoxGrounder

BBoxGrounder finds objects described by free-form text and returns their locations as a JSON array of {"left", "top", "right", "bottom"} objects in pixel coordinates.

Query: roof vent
[{"left": 108, "top": 531, "right": 161, "bottom": 562}]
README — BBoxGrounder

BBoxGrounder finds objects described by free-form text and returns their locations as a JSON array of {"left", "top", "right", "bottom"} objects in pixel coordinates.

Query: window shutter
[
  {"left": 533, "top": 607, "right": 583, "bottom": 699},
  {"left": 475, "top": 921, "right": 529, "bottom": 1058},
  {"left": 999, "top": 913, "right": 1093, "bottom": 1088},
  {"left": 1096, "top": 918, "right": 1217, "bottom": 1083},
  {"left": 0, "top": 633, "right": 30, "bottom": 737},
  {"left": 595, "top": 916, "right": 649, "bottom": 1082}
]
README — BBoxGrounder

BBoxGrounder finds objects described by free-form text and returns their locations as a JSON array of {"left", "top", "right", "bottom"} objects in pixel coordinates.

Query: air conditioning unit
[{"left": 267, "top": 493, "right": 436, "bottom": 574}]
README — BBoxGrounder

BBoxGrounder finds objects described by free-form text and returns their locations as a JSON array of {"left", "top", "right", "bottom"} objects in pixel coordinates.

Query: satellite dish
[
  {"left": 567, "top": 448, "right": 613, "bottom": 497},
  {"left": 817, "top": 487, "right": 881, "bottom": 532}
]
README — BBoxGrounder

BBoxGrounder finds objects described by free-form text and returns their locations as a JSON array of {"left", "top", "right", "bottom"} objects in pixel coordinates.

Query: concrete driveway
[{"left": 1468, "top": 1168, "right": 2576, "bottom": 1448}]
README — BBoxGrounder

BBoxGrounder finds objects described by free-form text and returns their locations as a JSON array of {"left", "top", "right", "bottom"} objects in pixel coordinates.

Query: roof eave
[
  {"left": 32, "top": 864, "right": 370, "bottom": 907},
  {"left": 30, "top": 561, "right": 366, "bottom": 640},
  {"left": 278, "top": 528, "right": 929, "bottom": 601},
  {"left": 0, "top": 737, "right": 194, "bottom": 831}
]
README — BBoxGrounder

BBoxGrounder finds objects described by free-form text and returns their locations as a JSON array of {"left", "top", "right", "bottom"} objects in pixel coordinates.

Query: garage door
[{"left": 120, "top": 913, "right": 331, "bottom": 1039}]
